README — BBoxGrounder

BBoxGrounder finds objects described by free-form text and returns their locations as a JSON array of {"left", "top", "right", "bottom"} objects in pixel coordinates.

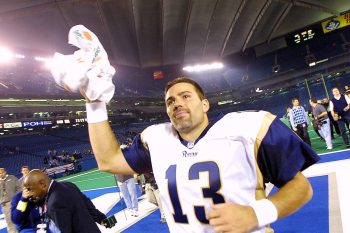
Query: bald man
[{"left": 23, "top": 170, "right": 107, "bottom": 233}]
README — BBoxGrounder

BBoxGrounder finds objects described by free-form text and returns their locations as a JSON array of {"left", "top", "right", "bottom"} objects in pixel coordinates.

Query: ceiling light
[
  {"left": 0, "top": 47, "right": 13, "bottom": 63},
  {"left": 15, "top": 54, "right": 25, "bottom": 59},
  {"left": 183, "top": 62, "right": 224, "bottom": 72},
  {"left": 272, "top": 65, "right": 280, "bottom": 73}
]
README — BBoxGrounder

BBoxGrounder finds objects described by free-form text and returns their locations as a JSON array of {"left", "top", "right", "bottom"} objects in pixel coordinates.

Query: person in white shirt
[{"left": 75, "top": 77, "right": 319, "bottom": 233}]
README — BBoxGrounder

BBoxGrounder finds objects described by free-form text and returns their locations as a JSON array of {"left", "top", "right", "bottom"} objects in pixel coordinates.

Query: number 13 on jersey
[{"left": 165, "top": 161, "right": 225, "bottom": 224}]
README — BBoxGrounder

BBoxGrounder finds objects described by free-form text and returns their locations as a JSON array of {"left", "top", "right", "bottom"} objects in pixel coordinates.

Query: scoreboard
[
  {"left": 293, "top": 29, "right": 315, "bottom": 44},
  {"left": 286, "top": 25, "right": 323, "bottom": 45}
]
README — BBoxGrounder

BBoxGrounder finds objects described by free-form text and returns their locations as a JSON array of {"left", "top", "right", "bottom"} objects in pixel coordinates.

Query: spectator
[
  {"left": 115, "top": 174, "right": 139, "bottom": 217},
  {"left": 11, "top": 189, "right": 43, "bottom": 232},
  {"left": 18, "top": 166, "right": 30, "bottom": 187},
  {"left": 23, "top": 170, "right": 108, "bottom": 232},
  {"left": 329, "top": 87, "right": 350, "bottom": 148},
  {"left": 289, "top": 98, "right": 311, "bottom": 145},
  {"left": 283, "top": 107, "right": 292, "bottom": 129},
  {"left": 309, "top": 98, "right": 333, "bottom": 149},
  {"left": 0, "top": 167, "right": 21, "bottom": 233},
  {"left": 322, "top": 97, "right": 340, "bottom": 138},
  {"left": 144, "top": 172, "right": 166, "bottom": 223}
]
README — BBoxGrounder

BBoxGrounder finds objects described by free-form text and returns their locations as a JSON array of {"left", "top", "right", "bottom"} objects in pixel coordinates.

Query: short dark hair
[
  {"left": 331, "top": 87, "right": 340, "bottom": 92},
  {"left": 292, "top": 98, "right": 299, "bottom": 103},
  {"left": 164, "top": 77, "right": 206, "bottom": 100},
  {"left": 310, "top": 98, "right": 317, "bottom": 103}
]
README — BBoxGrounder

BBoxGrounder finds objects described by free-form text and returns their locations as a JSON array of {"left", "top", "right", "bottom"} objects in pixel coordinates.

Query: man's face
[
  {"left": 23, "top": 181, "right": 47, "bottom": 203},
  {"left": 0, "top": 169, "right": 7, "bottom": 179},
  {"left": 165, "top": 82, "right": 209, "bottom": 133},
  {"left": 292, "top": 99, "right": 299, "bottom": 107},
  {"left": 21, "top": 168, "right": 30, "bottom": 176},
  {"left": 332, "top": 88, "right": 340, "bottom": 96}
]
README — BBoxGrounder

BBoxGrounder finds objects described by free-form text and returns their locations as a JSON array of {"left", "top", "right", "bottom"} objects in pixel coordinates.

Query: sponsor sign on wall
[
  {"left": 322, "top": 12, "right": 350, "bottom": 33},
  {"left": 45, "top": 163, "right": 74, "bottom": 176},
  {"left": 22, "top": 121, "right": 52, "bottom": 127},
  {"left": 4, "top": 122, "right": 22, "bottom": 128}
]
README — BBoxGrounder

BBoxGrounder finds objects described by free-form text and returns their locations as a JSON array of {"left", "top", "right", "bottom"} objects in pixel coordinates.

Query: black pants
[
  {"left": 336, "top": 114, "right": 350, "bottom": 145},
  {"left": 296, "top": 123, "right": 311, "bottom": 146},
  {"left": 327, "top": 111, "right": 340, "bottom": 137}
]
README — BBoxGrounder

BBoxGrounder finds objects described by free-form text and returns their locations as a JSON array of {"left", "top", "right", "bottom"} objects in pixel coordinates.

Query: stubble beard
[{"left": 173, "top": 118, "right": 193, "bottom": 133}]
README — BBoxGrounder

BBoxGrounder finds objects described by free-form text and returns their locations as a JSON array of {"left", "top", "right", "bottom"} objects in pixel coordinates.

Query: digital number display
[
  {"left": 294, "top": 29, "right": 315, "bottom": 44},
  {"left": 286, "top": 26, "right": 322, "bottom": 46}
]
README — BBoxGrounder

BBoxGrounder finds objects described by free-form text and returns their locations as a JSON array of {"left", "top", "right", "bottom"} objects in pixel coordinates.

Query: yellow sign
[{"left": 321, "top": 12, "right": 350, "bottom": 33}]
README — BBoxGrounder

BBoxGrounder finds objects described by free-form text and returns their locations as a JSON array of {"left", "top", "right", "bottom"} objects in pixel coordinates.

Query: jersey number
[{"left": 165, "top": 161, "right": 225, "bottom": 224}]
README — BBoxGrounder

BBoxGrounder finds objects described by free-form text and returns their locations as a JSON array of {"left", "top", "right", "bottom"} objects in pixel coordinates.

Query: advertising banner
[
  {"left": 22, "top": 120, "right": 52, "bottom": 127},
  {"left": 322, "top": 12, "right": 350, "bottom": 33},
  {"left": 4, "top": 122, "right": 22, "bottom": 128},
  {"left": 45, "top": 163, "right": 75, "bottom": 176}
]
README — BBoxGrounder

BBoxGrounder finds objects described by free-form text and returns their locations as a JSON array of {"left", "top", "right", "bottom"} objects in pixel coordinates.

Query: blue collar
[{"left": 179, "top": 113, "right": 225, "bottom": 149}]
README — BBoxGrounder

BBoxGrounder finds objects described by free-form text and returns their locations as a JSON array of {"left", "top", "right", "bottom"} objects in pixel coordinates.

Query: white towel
[{"left": 50, "top": 25, "right": 115, "bottom": 103}]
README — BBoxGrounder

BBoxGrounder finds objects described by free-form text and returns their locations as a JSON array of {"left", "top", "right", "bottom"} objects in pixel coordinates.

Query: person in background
[
  {"left": 346, "top": 89, "right": 350, "bottom": 102},
  {"left": 135, "top": 174, "right": 145, "bottom": 195},
  {"left": 309, "top": 98, "right": 333, "bottom": 150},
  {"left": 308, "top": 107, "right": 323, "bottom": 141},
  {"left": 289, "top": 98, "right": 311, "bottom": 145},
  {"left": 18, "top": 166, "right": 30, "bottom": 187},
  {"left": 322, "top": 97, "right": 340, "bottom": 139},
  {"left": 0, "top": 167, "right": 21, "bottom": 233},
  {"left": 283, "top": 107, "right": 292, "bottom": 129},
  {"left": 115, "top": 174, "right": 139, "bottom": 217},
  {"left": 23, "top": 170, "right": 108, "bottom": 233},
  {"left": 144, "top": 172, "right": 166, "bottom": 223},
  {"left": 11, "top": 188, "right": 43, "bottom": 233},
  {"left": 329, "top": 87, "right": 350, "bottom": 148}
]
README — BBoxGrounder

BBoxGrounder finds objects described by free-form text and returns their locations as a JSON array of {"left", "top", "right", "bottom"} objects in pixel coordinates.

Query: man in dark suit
[{"left": 22, "top": 170, "right": 107, "bottom": 233}]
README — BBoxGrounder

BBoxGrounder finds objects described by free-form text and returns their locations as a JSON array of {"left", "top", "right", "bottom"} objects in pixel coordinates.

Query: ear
[
  {"left": 39, "top": 180, "right": 46, "bottom": 189},
  {"left": 202, "top": 99, "right": 210, "bottom": 113}
]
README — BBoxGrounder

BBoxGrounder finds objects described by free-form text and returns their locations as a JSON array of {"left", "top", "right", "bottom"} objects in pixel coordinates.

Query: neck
[{"left": 179, "top": 117, "right": 209, "bottom": 142}]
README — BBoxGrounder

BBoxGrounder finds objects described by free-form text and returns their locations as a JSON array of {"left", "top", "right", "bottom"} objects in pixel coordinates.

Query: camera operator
[{"left": 309, "top": 98, "right": 333, "bottom": 150}]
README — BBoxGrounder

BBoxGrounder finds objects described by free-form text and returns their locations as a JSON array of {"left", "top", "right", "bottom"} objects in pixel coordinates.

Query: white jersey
[{"left": 123, "top": 111, "right": 318, "bottom": 233}]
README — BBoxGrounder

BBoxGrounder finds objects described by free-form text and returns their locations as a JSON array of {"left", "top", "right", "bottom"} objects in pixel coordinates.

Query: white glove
[{"left": 50, "top": 25, "right": 115, "bottom": 103}]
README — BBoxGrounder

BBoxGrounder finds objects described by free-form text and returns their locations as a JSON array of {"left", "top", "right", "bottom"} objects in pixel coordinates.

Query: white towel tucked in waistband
[{"left": 50, "top": 25, "right": 115, "bottom": 103}]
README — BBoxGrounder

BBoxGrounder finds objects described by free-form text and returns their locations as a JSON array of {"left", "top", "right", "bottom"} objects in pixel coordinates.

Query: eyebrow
[{"left": 166, "top": 91, "right": 192, "bottom": 102}]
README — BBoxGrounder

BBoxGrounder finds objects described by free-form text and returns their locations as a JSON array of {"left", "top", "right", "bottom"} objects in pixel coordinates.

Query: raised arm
[
  {"left": 87, "top": 102, "right": 135, "bottom": 175},
  {"left": 49, "top": 25, "right": 139, "bottom": 176}
]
